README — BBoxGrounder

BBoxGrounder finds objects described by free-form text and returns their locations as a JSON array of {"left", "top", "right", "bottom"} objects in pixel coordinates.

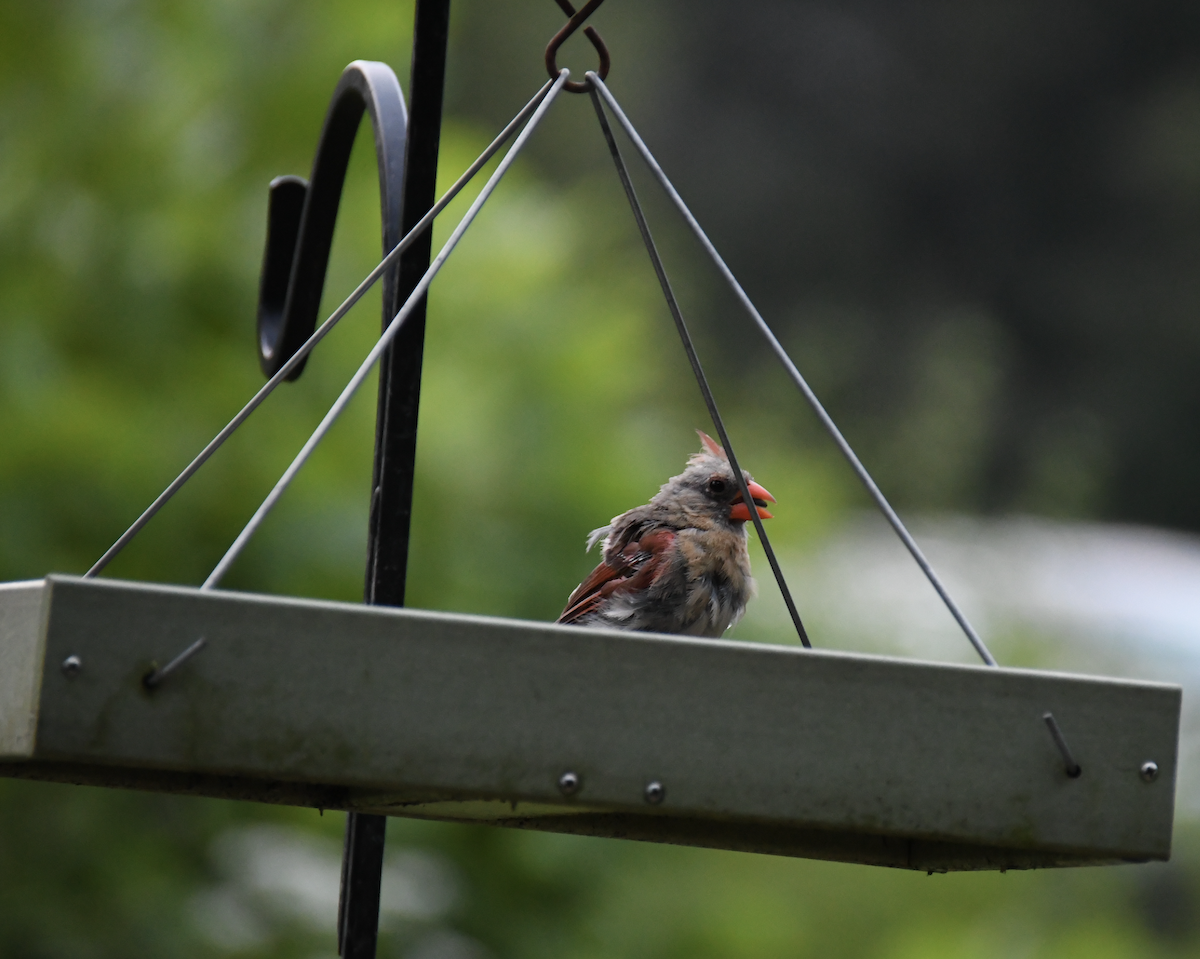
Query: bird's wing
[
  {"left": 557, "top": 529, "right": 678, "bottom": 626},
  {"left": 599, "top": 505, "right": 657, "bottom": 565}
]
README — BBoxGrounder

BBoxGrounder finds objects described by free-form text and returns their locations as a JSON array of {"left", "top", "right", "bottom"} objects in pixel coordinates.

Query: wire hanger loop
[{"left": 545, "top": 0, "right": 610, "bottom": 93}]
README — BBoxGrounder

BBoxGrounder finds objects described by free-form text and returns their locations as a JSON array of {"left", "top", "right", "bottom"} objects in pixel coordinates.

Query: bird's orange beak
[{"left": 729, "top": 481, "right": 775, "bottom": 522}]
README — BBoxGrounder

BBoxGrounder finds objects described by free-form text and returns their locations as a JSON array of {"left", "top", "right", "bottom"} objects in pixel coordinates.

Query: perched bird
[{"left": 557, "top": 431, "right": 775, "bottom": 637}]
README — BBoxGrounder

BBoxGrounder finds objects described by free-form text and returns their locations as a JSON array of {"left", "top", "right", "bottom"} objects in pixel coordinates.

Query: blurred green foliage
[{"left": 1, "top": 1, "right": 1198, "bottom": 957}]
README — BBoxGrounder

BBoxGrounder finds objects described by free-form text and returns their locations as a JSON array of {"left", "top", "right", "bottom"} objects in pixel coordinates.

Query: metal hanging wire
[
  {"left": 589, "top": 89, "right": 811, "bottom": 648},
  {"left": 82, "top": 11, "right": 992, "bottom": 668},
  {"left": 84, "top": 77, "right": 558, "bottom": 580},
  {"left": 201, "top": 70, "right": 570, "bottom": 589},
  {"left": 587, "top": 71, "right": 996, "bottom": 668}
]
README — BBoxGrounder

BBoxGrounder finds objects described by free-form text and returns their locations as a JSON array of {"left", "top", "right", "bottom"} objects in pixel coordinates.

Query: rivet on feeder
[{"left": 558, "top": 771, "right": 581, "bottom": 796}]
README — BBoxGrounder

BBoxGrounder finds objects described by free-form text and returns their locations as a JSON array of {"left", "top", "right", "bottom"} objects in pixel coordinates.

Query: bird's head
[{"left": 654, "top": 430, "right": 776, "bottom": 526}]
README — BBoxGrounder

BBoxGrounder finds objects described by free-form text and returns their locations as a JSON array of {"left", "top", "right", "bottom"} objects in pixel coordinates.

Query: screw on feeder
[
  {"left": 558, "top": 771, "right": 581, "bottom": 796},
  {"left": 1141, "top": 761, "right": 1160, "bottom": 783},
  {"left": 545, "top": 0, "right": 610, "bottom": 93},
  {"left": 61, "top": 655, "right": 82, "bottom": 678},
  {"left": 644, "top": 780, "right": 665, "bottom": 804},
  {"left": 143, "top": 636, "right": 208, "bottom": 690},
  {"left": 1042, "top": 712, "right": 1082, "bottom": 778}
]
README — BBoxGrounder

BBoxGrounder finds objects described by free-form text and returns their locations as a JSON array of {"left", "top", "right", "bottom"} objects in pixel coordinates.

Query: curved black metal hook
[
  {"left": 257, "top": 60, "right": 408, "bottom": 380},
  {"left": 545, "top": 0, "right": 610, "bottom": 94}
]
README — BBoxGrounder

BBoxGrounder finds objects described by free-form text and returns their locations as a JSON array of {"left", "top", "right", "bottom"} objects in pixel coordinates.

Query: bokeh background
[{"left": 3, "top": 0, "right": 1200, "bottom": 956}]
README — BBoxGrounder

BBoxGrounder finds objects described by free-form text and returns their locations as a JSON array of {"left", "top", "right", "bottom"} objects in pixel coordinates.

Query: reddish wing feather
[
  {"left": 557, "top": 560, "right": 626, "bottom": 623},
  {"left": 557, "top": 531, "right": 677, "bottom": 626},
  {"left": 557, "top": 567, "right": 622, "bottom": 625}
]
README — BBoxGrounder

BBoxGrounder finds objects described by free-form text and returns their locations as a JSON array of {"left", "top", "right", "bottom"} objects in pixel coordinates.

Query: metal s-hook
[{"left": 545, "top": 0, "right": 610, "bottom": 93}]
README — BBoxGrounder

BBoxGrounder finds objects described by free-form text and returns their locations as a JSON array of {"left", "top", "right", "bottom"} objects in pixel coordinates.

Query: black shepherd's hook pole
[
  {"left": 254, "top": 0, "right": 451, "bottom": 955},
  {"left": 344, "top": 1, "right": 451, "bottom": 955}
]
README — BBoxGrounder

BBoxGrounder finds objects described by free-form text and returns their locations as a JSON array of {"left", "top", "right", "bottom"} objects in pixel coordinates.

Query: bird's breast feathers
[{"left": 676, "top": 527, "right": 752, "bottom": 592}]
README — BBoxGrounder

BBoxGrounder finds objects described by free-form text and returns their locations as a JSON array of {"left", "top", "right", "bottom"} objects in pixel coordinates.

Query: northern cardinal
[{"left": 557, "top": 431, "right": 775, "bottom": 637}]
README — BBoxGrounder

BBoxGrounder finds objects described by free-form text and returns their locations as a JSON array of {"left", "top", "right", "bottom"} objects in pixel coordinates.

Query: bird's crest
[{"left": 691, "top": 429, "right": 728, "bottom": 465}]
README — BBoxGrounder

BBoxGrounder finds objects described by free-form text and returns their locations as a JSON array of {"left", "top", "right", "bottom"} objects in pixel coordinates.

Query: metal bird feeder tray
[
  {"left": 0, "top": 575, "right": 1180, "bottom": 871},
  {"left": 0, "top": 0, "right": 1181, "bottom": 881}
]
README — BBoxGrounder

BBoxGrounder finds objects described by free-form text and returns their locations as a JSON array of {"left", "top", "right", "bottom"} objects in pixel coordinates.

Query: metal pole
[{"left": 338, "top": 0, "right": 451, "bottom": 955}]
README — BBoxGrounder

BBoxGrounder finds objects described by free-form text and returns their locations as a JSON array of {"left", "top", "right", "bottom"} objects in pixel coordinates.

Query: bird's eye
[{"left": 707, "top": 477, "right": 727, "bottom": 494}]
